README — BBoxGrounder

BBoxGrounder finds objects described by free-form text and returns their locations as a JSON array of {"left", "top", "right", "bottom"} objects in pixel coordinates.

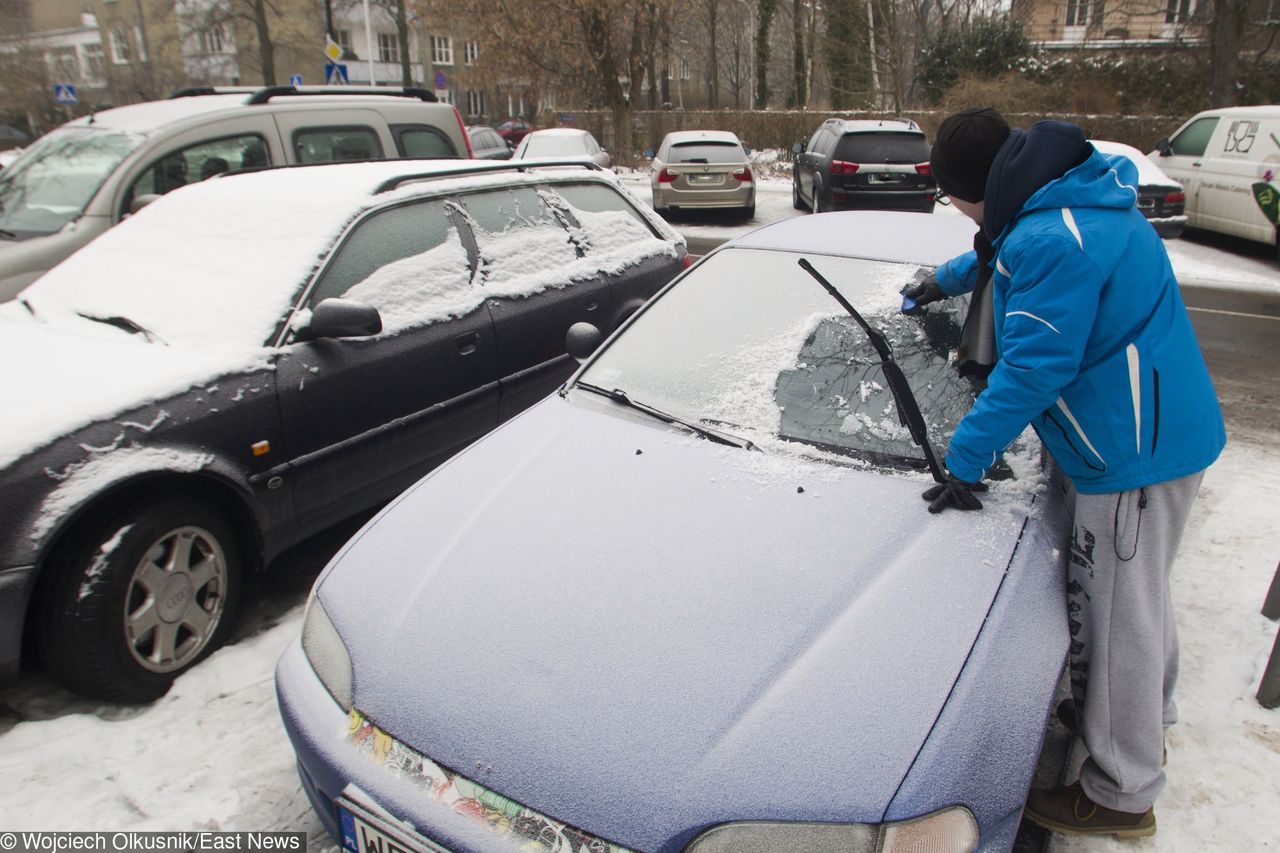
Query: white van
[{"left": 1151, "top": 105, "right": 1280, "bottom": 257}]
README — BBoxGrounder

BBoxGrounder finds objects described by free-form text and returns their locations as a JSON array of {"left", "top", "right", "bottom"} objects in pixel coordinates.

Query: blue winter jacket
[{"left": 936, "top": 141, "right": 1225, "bottom": 494}]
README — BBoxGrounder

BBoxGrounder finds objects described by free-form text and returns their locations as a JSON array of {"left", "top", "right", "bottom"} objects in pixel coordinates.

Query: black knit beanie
[{"left": 930, "top": 108, "right": 1012, "bottom": 203}]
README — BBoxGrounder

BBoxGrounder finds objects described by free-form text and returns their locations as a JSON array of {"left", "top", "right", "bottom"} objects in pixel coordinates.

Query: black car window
[
  {"left": 124, "top": 133, "right": 268, "bottom": 214},
  {"left": 817, "top": 128, "right": 839, "bottom": 157},
  {"left": 836, "top": 132, "right": 931, "bottom": 164},
  {"left": 807, "top": 126, "right": 826, "bottom": 152},
  {"left": 394, "top": 125, "right": 459, "bottom": 159},
  {"left": 668, "top": 142, "right": 744, "bottom": 164},
  {"left": 541, "top": 183, "right": 663, "bottom": 257},
  {"left": 1169, "top": 117, "right": 1219, "bottom": 157},
  {"left": 293, "top": 126, "right": 384, "bottom": 163},
  {"left": 459, "top": 185, "right": 578, "bottom": 279},
  {"left": 309, "top": 199, "right": 473, "bottom": 332}
]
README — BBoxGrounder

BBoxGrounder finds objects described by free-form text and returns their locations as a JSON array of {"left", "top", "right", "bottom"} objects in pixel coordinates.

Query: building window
[
  {"left": 431, "top": 35, "right": 453, "bottom": 65},
  {"left": 335, "top": 29, "right": 353, "bottom": 58},
  {"left": 467, "top": 89, "right": 484, "bottom": 116},
  {"left": 82, "top": 42, "right": 105, "bottom": 82},
  {"left": 199, "top": 24, "right": 226, "bottom": 54},
  {"left": 48, "top": 46, "right": 80, "bottom": 81},
  {"left": 110, "top": 28, "right": 130, "bottom": 64},
  {"left": 134, "top": 25, "right": 148, "bottom": 61},
  {"left": 680, "top": 57, "right": 690, "bottom": 80},
  {"left": 1064, "top": 0, "right": 1104, "bottom": 25},
  {"left": 378, "top": 32, "right": 401, "bottom": 63},
  {"left": 1165, "top": 0, "right": 1195, "bottom": 23},
  {"left": 464, "top": 41, "right": 479, "bottom": 65}
]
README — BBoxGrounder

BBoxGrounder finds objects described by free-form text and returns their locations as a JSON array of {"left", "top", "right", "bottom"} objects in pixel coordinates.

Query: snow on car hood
[
  {"left": 0, "top": 308, "right": 267, "bottom": 469},
  {"left": 317, "top": 396, "right": 1035, "bottom": 851}
]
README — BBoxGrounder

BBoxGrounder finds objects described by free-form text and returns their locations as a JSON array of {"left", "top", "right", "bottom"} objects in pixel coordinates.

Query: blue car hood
[{"left": 317, "top": 395, "right": 1035, "bottom": 851}]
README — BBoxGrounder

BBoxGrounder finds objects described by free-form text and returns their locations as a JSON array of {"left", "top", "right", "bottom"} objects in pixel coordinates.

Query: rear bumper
[
  {"left": 830, "top": 188, "right": 934, "bottom": 211},
  {"left": 1146, "top": 214, "right": 1187, "bottom": 240},
  {"left": 653, "top": 183, "right": 754, "bottom": 209},
  {"left": 0, "top": 565, "right": 34, "bottom": 686}
]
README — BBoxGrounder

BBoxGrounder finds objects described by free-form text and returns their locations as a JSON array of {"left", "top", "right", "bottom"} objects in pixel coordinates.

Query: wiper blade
[
  {"left": 575, "top": 382, "right": 755, "bottom": 450},
  {"left": 77, "top": 312, "right": 167, "bottom": 345},
  {"left": 0, "top": 227, "right": 16, "bottom": 240},
  {"left": 797, "top": 257, "right": 946, "bottom": 483}
]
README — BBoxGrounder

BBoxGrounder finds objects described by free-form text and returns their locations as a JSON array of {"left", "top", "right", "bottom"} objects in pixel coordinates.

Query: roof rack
[
  {"left": 169, "top": 85, "right": 438, "bottom": 104},
  {"left": 374, "top": 160, "right": 605, "bottom": 194}
]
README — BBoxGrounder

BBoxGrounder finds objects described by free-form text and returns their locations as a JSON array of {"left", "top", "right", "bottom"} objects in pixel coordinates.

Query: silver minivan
[{"left": 0, "top": 86, "right": 472, "bottom": 300}]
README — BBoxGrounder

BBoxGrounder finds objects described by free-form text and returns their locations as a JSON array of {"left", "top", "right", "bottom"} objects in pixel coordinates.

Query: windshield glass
[
  {"left": 836, "top": 132, "right": 930, "bottom": 164},
  {"left": 668, "top": 142, "right": 744, "bottom": 164},
  {"left": 0, "top": 126, "right": 143, "bottom": 238},
  {"left": 577, "top": 247, "right": 984, "bottom": 470}
]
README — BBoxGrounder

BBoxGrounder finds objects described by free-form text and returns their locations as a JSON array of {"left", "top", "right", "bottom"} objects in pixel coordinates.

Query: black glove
[
  {"left": 901, "top": 274, "right": 945, "bottom": 315},
  {"left": 921, "top": 473, "right": 988, "bottom": 513}
]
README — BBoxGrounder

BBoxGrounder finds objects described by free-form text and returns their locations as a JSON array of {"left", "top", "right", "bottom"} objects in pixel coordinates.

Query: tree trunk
[
  {"left": 251, "top": 0, "right": 276, "bottom": 85},
  {"left": 755, "top": 0, "right": 777, "bottom": 108},
  {"left": 1208, "top": 0, "right": 1249, "bottom": 107},
  {"left": 708, "top": 0, "right": 719, "bottom": 109},
  {"left": 396, "top": 0, "right": 412, "bottom": 86},
  {"left": 792, "top": 0, "right": 805, "bottom": 107}
]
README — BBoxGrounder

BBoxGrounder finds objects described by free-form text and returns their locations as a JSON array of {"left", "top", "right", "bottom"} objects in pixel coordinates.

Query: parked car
[
  {"left": 276, "top": 211, "right": 1070, "bottom": 853},
  {"left": 467, "top": 126, "right": 513, "bottom": 160},
  {"left": 0, "top": 159, "right": 686, "bottom": 702},
  {"left": 646, "top": 129, "right": 755, "bottom": 219},
  {"left": 494, "top": 117, "right": 535, "bottom": 147},
  {"left": 0, "top": 86, "right": 474, "bottom": 301},
  {"left": 1151, "top": 104, "right": 1280, "bottom": 257},
  {"left": 0, "top": 124, "right": 29, "bottom": 152},
  {"left": 1090, "top": 139, "right": 1186, "bottom": 239},
  {"left": 793, "top": 118, "right": 936, "bottom": 214},
  {"left": 514, "top": 128, "right": 612, "bottom": 169}
]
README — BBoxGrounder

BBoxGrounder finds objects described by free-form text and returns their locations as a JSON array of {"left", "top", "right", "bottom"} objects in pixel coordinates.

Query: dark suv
[{"left": 793, "top": 119, "right": 936, "bottom": 214}]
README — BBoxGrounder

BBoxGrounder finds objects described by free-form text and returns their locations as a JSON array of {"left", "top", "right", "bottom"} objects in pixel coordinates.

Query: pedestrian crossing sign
[
  {"left": 53, "top": 84, "right": 78, "bottom": 105},
  {"left": 325, "top": 62, "right": 349, "bottom": 85}
]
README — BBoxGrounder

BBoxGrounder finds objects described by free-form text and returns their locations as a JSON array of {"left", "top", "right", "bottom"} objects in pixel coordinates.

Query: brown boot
[{"left": 1024, "top": 782, "right": 1156, "bottom": 838}]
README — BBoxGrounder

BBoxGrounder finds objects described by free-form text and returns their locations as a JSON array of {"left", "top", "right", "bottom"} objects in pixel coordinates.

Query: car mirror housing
[
  {"left": 1155, "top": 138, "right": 1171, "bottom": 156},
  {"left": 300, "top": 298, "right": 383, "bottom": 341},
  {"left": 792, "top": 142, "right": 805, "bottom": 155},
  {"left": 643, "top": 148, "right": 655, "bottom": 159},
  {"left": 566, "top": 321, "right": 603, "bottom": 363}
]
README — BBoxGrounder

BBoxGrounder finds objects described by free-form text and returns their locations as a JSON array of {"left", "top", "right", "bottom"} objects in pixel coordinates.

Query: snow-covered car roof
[
  {"left": 664, "top": 130, "right": 742, "bottom": 145},
  {"left": 524, "top": 127, "right": 593, "bottom": 139},
  {"left": 1091, "top": 139, "right": 1182, "bottom": 189}
]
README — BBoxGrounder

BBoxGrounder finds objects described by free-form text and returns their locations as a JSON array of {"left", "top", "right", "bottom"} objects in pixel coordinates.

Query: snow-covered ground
[{"left": 0, "top": 159, "right": 1276, "bottom": 849}]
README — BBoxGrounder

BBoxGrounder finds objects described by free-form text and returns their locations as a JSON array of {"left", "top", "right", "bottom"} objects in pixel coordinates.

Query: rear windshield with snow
[
  {"left": 836, "top": 132, "right": 930, "bottom": 164},
  {"left": 667, "top": 142, "right": 744, "bottom": 164},
  {"left": 578, "top": 247, "right": 984, "bottom": 471}
]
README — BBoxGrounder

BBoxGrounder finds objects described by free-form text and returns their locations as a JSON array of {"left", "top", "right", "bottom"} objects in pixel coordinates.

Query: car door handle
[
  {"left": 1192, "top": 161, "right": 1202, "bottom": 167},
  {"left": 455, "top": 331, "right": 480, "bottom": 355},
  {"left": 586, "top": 301, "right": 598, "bottom": 312}
]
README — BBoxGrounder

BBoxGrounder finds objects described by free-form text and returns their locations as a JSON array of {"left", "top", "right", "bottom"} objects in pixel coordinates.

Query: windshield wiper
[
  {"left": 574, "top": 382, "right": 755, "bottom": 450},
  {"left": 0, "top": 227, "right": 16, "bottom": 240},
  {"left": 798, "top": 257, "right": 946, "bottom": 483},
  {"left": 77, "top": 312, "right": 167, "bottom": 345}
]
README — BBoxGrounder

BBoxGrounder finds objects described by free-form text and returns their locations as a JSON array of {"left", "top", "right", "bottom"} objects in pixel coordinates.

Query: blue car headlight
[
  {"left": 300, "top": 593, "right": 353, "bottom": 711},
  {"left": 685, "top": 806, "right": 979, "bottom": 853}
]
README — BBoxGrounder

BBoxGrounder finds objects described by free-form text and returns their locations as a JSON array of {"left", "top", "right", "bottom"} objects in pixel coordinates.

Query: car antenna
[{"left": 797, "top": 257, "right": 946, "bottom": 483}]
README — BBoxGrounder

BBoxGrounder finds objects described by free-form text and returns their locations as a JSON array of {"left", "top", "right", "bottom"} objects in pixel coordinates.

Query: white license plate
[
  {"left": 339, "top": 798, "right": 451, "bottom": 853},
  {"left": 868, "top": 173, "right": 901, "bottom": 184},
  {"left": 688, "top": 173, "right": 721, "bottom": 184}
]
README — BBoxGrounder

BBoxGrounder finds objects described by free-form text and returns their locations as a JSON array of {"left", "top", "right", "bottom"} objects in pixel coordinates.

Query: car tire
[
  {"left": 792, "top": 180, "right": 808, "bottom": 211},
  {"left": 813, "top": 182, "right": 826, "bottom": 214},
  {"left": 39, "top": 496, "right": 242, "bottom": 703},
  {"left": 743, "top": 201, "right": 756, "bottom": 220}
]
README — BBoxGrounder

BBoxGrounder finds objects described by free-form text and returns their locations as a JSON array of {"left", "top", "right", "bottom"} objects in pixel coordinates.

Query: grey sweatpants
[{"left": 1064, "top": 469, "right": 1204, "bottom": 814}]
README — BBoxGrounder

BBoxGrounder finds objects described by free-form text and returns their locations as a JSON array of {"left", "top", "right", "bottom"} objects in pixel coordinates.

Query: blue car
[{"left": 276, "top": 211, "right": 1070, "bottom": 853}]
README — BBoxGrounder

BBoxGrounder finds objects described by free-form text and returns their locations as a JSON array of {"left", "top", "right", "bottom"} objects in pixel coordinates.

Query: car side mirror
[
  {"left": 130, "top": 193, "right": 162, "bottom": 214},
  {"left": 565, "top": 321, "right": 603, "bottom": 363},
  {"left": 792, "top": 142, "right": 805, "bottom": 155},
  {"left": 1155, "top": 138, "right": 1171, "bottom": 156},
  {"left": 298, "top": 298, "right": 382, "bottom": 341},
  {"left": 742, "top": 146, "right": 752, "bottom": 155},
  {"left": 643, "top": 148, "right": 655, "bottom": 159}
]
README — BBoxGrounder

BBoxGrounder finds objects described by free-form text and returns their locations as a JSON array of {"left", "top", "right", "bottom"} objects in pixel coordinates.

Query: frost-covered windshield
[
  {"left": 0, "top": 126, "right": 142, "bottom": 238},
  {"left": 577, "top": 247, "right": 982, "bottom": 470}
]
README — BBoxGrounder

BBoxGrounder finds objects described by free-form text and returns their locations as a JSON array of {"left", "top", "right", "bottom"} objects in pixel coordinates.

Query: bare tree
[
  {"left": 755, "top": 0, "right": 778, "bottom": 107},
  {"left": 792, "top": 0, "right": 805, "bottom": 106}
]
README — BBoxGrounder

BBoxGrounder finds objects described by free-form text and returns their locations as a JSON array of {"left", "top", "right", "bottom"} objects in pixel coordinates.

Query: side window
[
  {"left": 459, "top": 186, "right": 577, "bottom": 285},
  {"left": 807, "top": 127, "right": 825, "bottom": 152},
  {"left": 310, "top": 199, "right": 474, "bottom": 333},
  {"left": 293, "top": 127, "right": 383, "bottom": 163},
  {"left": 394, "top": 125, "right": 459, "bottom": 159},
  {"left": 1169, "top": 117, "right": 1219, "bottom": 157},
  {"left": 543, "top": 183, "right": 667, "bottom": 262},
  {"left": 818, "top": 129, "right": 839, "bottom": 158},
  {"left": 128, "top": 133, "right": 268, "bottom": 204}
]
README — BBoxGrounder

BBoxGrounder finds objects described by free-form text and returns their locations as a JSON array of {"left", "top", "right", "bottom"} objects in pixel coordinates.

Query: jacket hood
[
  {"left": 317, "top": 395, "right": 1037, "bottom": 851},
  {"left": 984, "top": 121, "right": 1113, "bottom": 244}
]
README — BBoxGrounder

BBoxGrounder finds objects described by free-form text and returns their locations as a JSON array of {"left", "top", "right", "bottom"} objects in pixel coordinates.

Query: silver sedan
[{"left": 648, "top": 129, "right": 756, "bottom": 218}]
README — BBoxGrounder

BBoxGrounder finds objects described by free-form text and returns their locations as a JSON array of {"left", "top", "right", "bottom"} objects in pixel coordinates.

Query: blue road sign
[
  {"left": 434, "top": 70, "right": 447, "bottom": 90},
  {"left": 324, "top": 62, "right": 349, "bottom": 84},
  {"left": 290, "top": 74, "right": 303, "bottom": 87},
  {"left": 53, "top": 84, "right": 78, "bottom": 105}
]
